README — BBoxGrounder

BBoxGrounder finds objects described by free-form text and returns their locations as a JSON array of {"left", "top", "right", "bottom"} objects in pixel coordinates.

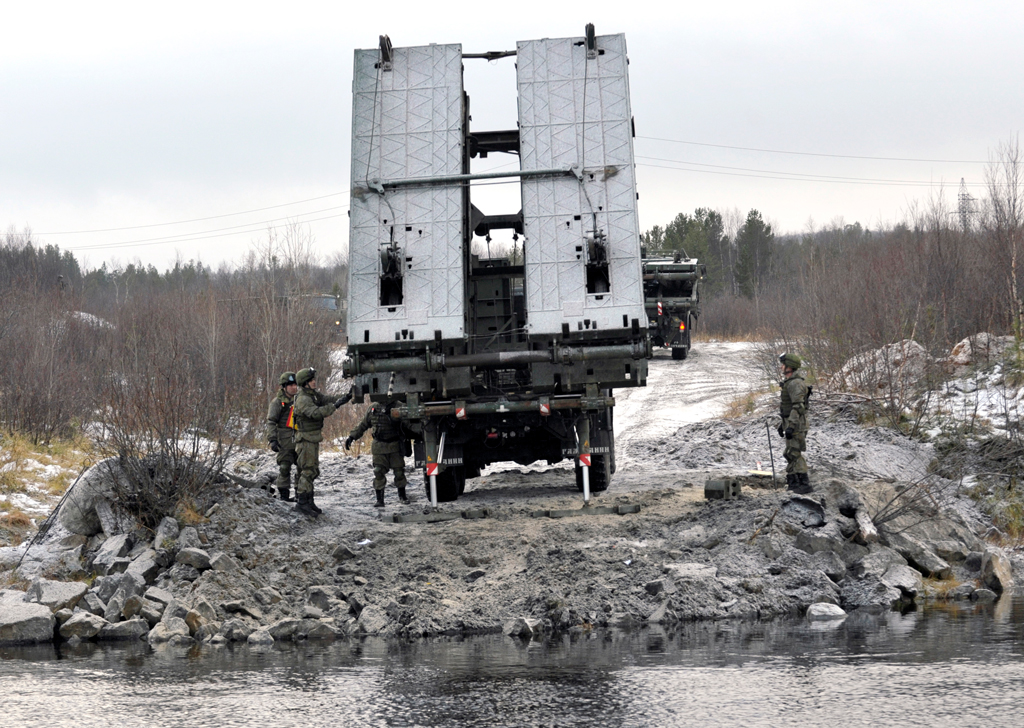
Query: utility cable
[
  {"left": 636, "top": 135, "right": 989, "bottom": 164},
  {"left": 37, "top": 191, "right": 350, "bottom": 235}
]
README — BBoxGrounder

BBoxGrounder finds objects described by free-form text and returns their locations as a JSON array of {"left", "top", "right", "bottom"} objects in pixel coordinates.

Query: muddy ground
[{"left": 4, "top": 343, "right": 1017, "bottom": 643}]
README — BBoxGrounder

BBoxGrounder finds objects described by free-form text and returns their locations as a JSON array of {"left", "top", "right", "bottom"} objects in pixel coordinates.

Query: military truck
[
  {"left": 343, "top": 27, "right": 651, "bottom": 504},
  {"left": 642, "top": 252, "right": 705, "bottom": 360}
]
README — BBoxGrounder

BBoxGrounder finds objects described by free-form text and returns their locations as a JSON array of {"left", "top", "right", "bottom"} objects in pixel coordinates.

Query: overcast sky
[{"left": 1, "top": 1, "right": 1021, "bottom": 270}]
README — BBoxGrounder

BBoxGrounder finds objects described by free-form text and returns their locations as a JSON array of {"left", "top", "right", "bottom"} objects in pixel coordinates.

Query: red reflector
[
  {"left": 579, "top": 454, "right": 592, "bottom": 467},
  {"left": 486, "top": 432, "right": 499, "bottom": 439},
  {"left": 679, "top": 321, "right": 686, "bottom": 331}
]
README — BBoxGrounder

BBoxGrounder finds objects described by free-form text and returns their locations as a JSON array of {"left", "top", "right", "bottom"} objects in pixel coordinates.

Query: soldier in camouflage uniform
[
  {"left": 292, "top": 367, "right": 351, "bottom": 516},
  {"left": 266, "top": 371, "right": 299, "bottom": 501},
  {"left": 345, "top": 401, "right": 408, "bottom": 508},
  {"left": 778, "top": 352, "right": 812, "bottom": 494}
]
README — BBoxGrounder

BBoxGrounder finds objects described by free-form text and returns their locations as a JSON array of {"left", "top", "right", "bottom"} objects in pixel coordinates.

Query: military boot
[
  {"left": 309, "top": 490, "right": 323, "bottom": 514},
  {"left": 786, "top": 473, "right": 801, "bottom": 492},
  {"left": 278, "top": 486, "right": 294, "bottom": 502},
  {"left": 797, "top": 473, "right": 813, "bottom": 493},
  {"left": 397, "top": 487, "right": 410, "bottom": 505},
  {"left": 374, "top": 489, "right": 385, "bottom": 508},
  {"left": 294, "top": 492, "right": 318, "bottom": 517}
]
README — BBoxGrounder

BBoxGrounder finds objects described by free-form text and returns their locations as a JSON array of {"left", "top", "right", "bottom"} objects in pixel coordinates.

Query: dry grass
[
  {"left": 0, "top": 430, "right": 95, "bottom": 497},
  {"left": 0, "top": 505, "right": 34, "bottom": 547},
  {"left": 922, "top": 575, "right": 966, "bottom": 599},
  {"left": 175, "top": 499, "right": 209, "bottom": 526},
  {"left": 722, "top": 389, "right": 769, "bottom": 420}
]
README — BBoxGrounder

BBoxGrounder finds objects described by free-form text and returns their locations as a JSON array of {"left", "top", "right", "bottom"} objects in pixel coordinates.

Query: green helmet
[
  {"left": 279, "top": 371, "right": 297, "bottom": 387},
  {"left": 296, "top": 367, "right": 317, "bottom": 386},
  {"left": 778, "top": 352, "right": 802, "bottom": 370}
]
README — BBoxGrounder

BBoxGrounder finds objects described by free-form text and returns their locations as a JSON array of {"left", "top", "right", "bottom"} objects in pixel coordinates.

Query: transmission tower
[{"left": 957, "top": 178, "right": 976, "bottom": 232}]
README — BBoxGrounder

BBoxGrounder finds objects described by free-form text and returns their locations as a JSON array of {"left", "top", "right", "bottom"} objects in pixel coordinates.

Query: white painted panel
[
  {"left": 517, "top": 33, "right": 646, "bottom": 335},
  {"left": 348, "top": 43, "right": 465, "bottom": 343}
]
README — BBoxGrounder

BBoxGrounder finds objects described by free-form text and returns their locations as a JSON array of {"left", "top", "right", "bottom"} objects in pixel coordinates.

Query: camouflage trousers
[
  {"left": 372, "top": 450, "right": 408, "bottom": 491},
  {"left": 275, "top": 444, "right": 297, "bottom": 487},
  {"left": 295, "top": 440, "right": 321, "bottom": 496},
  {"left": 784, "top": 430, "right": 808, "bottom": 475}
]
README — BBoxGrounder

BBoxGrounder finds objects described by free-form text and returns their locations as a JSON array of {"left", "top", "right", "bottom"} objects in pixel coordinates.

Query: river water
[{"left": 3, "top": 597, "right": 1023, "bottom": 728}]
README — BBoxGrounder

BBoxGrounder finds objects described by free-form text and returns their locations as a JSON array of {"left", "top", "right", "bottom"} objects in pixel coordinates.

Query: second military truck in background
[
  {"left": 343, "top": 26, "right": 651, "bottom": 504},
  {"left": 642, "top": 252, "right": 705, "bottom": 360}
]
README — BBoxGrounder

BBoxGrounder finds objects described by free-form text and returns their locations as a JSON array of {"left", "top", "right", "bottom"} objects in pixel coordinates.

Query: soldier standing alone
[
  {"left": 266, "top": 371, "right": 299, "bottom": 501},
  {"left": 293, "top": 367, "right": 351, "bottom": 516},
  {"left": 345, "top": 399, "right": 409, "bottom": 508},
  {"left": 778, "top": 352, "right": 812, "bottom": 494}
]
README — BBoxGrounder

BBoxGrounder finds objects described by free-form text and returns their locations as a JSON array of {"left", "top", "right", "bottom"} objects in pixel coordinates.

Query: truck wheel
[
  {"left": 575, "top": 453, "right": 611, "bottom": 493},
  {"left": 423, "top": 467, "right": 465, "bottom": 502}
]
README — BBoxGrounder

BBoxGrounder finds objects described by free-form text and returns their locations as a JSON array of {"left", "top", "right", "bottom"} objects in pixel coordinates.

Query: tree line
[
  {"left": 643, "top": 138, "right": 1024, "bottom": 384},
  {"left": 0, "top": 224, "right": 350, "bottom": 447}
]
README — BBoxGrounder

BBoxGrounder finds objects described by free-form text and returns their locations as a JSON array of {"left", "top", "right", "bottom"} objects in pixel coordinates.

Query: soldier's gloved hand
[
  {"left": 270, "top": 441, "right": 280, "bottom": 453},
  {"left": 776, "top": 425, "right": 785, "bottom": 438},
  {"left": 784, "top": 426, "right": 795, "bottom": 439},
  {"left": 334, "top": 398, "right": 346, "bottom": 409},
  {"left": 344, "top": 436, "right": 354, "bottom": 451}
]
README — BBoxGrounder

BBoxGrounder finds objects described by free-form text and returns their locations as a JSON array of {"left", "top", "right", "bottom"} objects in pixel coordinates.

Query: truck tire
[
  {"left": 423, "top": 466, "right": 465, "bottom": 502},
  {"left": 575, "top": 453, "right": 612, "bottom": 493}
]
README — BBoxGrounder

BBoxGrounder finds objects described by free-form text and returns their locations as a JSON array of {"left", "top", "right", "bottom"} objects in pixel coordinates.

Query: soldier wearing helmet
[
  {"left": 777, "top": 352, "right": 812, "bottom": 493},
  {"left": 266, "top": 371, "right": 299, "bottom": 501},
  {"left": 292, "top": 367, "right": 352, "bottom": 516}
]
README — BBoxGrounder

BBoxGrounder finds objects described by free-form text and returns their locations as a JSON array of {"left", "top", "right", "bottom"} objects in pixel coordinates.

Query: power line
[
  {"left": 65, "top": 210, "right": 350, "bottom": 252},
  {"left": 636, "top": 155, "right": 989, "bottom": 187},
  {"left": 37, "top": 190, "right": 350, "bottom": 235},
  {"left": 636, "top": 135, "right": 989, "bottom": 164}
]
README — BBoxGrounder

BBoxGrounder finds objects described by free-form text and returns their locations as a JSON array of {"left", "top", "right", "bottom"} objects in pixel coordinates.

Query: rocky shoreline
[{"left": 2, "top": 457, "right": 1017, "bottom": 649}]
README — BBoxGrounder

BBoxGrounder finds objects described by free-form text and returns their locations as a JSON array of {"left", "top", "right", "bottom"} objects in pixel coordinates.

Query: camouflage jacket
[
  {"left": 293, "top": 386, "right": 339, "bottom": 443},
  {"left": 349, "top": 402, "right": 404, "bottom": 454},
  {"left": 779, "top": 371, "right": 809, "bottom": 433},
  {"left": 265, "top": 389, "right": 296, "bottom": 447}
]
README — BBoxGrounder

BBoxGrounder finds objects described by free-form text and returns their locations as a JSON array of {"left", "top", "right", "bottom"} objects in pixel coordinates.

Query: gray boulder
[
  {"left": 148, "top": 617, "right": 191, "bottom": 645},
  {"left": 59, "top": 612, "right": 108, "bottom": 640},
  {"left": 58, "top": 458, "right": 122, "bottom": 536},
  {"left": 503, "top": 616, "right": 542, "bottom": 637},
  {"left": 161, "top": 599, "right": 190, "bottom": 624},
  {"left": 268, "top": 618, "right": 302, "bottom": 641},
  {"left": 80, "top": 592, "right": 106, "bottom": 616},
  {"left": 840, "top": 577, "right": 902, "bottom": 612},
  {"left": 175, "top": 547, "right": 211, "bottom": 571},
  {"left": 981, "top": 548, "right": 1013, "bottom": 593},
  {"left": 884, "top": 532, "right": 951, "bottom": 579},
  {"left": 356, "top": 604, "right": 392, "bottom": 634},
  {"left": 99, "top": 617, "right": 150, "bottom": 641},
  {"left": 813, "top": 551, "right": 847, "bottom": 582},
  {"left": 143, "top": 586, "right": 174, "bottom": 607},
  {"left": 126, "top": 550, "right": 162, "bottom": 584},
  {"left": 0, "top": 601, "right": 56, "bottom": 645},
  {"left": 972, "top": 588, "right": 999, "bottom": 603},
  {"left": 850, "top": 547, "right": 908, "bottom": 580},
  {"left": 210, "top": 552, "right": 240, "bottom": 572},
  {"left": 794, "top": 522, "right": 847, "bottom": 556},
  {"left": 306, "top": 585, "right": 338, "bottom": 612},
  {"left": 140, "top": 599, "right": 164, "bottom": 626},
  {"left": 807, "top": 602, "right": 847, "bottom": 621},
  {"left": 91, "top": 534, "right": 133, "bottom": 576},
  {"left": 881, "top": 564, "right": 923, "bottom": 597},
  {"left": 166, "top": 563, "right": 201, "bottom": 582},
  {"left": 192, "top": 597, "right": 218, "bottom": 623},
  {"left": 152, "top": 517, "right": 180, "bottom": 549},
  {"left": 25, "top": 579, "right": 88, "bottom": 612},
  {"left": 305, "top": 620, "right": 339, "bottom": 641},
  {"left": 247, "top": 628, "right": 275, "bottom": 645},
  {"left": 254, "top": 587, "right": 283, "bottom": 607},
  {"left": 220, "top": 618, "right": 253, "bottom": 642},
  {"left": 103, "top": 573, "right": 145, "bottom": 624},
  {"left": 176, "top": 527, "right": 202, "bottom": 552}
]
